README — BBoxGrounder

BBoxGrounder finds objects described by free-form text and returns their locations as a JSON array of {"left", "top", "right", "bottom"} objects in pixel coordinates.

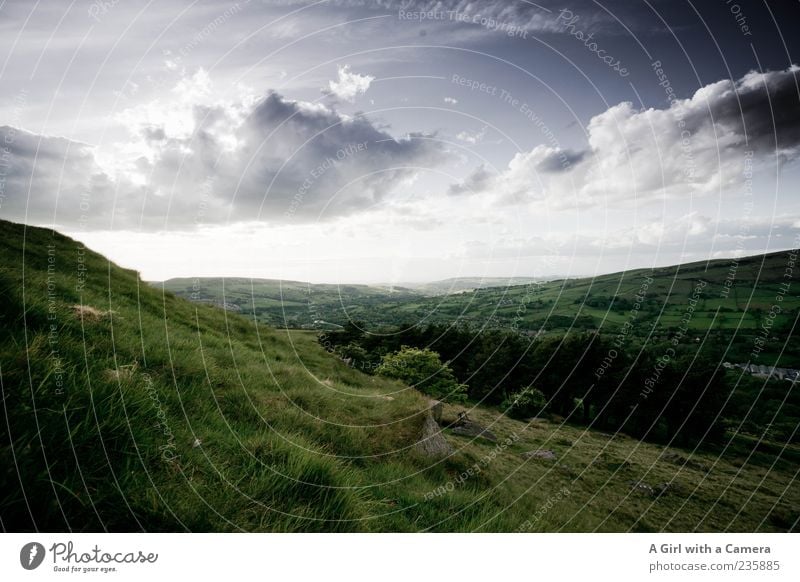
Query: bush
[
  {"left": 502, "top": 387, "right": 547, "bottom": 419},
  {"left": 375, "top": 346, "right": 467, "bottom": 402}
]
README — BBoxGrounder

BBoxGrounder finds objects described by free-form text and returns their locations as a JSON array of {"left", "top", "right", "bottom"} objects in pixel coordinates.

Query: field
[
  {"left": 163, "top": 251, "right": 800, "bottom": 367},
  {"left": 1, "top": 219, "right": 798, "bottom": 532}
]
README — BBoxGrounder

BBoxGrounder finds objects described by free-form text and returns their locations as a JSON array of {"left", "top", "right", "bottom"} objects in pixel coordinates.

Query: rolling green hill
[
  {"left": 377, "top": 251, "right": 799, "bottom": 336},
  {"left": 166, "top": 251, "right": 800, "bottom": 367},
  {"left": 1, "top": 219, "right": 797, "bottom": 532},
  {"left": 158, "top": 276, "right": 419, "bottom": 329},
  {"left": 399, "top": 276, "right": 548, "bottom": 295}
]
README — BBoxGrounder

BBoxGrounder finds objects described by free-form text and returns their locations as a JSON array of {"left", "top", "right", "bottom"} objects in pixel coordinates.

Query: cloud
[
  {"left": 453, "top": 66, "right": 800, "bottom": 208},
  {"left": 535, "top": 148, "right": 587, "bottom": 173},
  {"left": 453, "top": 213, "right": 800, "bottom": 261},
  {"left": 325, "top": 65, "right": 374, "bottom": 102},
  {"left": 0, "top": 125, "right": 126, "bottom": 226},
  {"left": 285, "top": 0, "right": 573, "bottom": 35},
  {"left": 0, "top": 78, "right": 449, "bottom": 230},
  {"left": 588, "top": 213, "right": 800, "bottom": 255},
  {"left": 456, "top": 126, "right": 486, "bottom": 145},
  {"left": 448, "top": 164, "right": 494, "bottom": 196}
]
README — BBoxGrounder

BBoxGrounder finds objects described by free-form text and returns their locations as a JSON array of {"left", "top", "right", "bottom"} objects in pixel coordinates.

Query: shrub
[
  {"left": 502, "top": 386, "right": 547, "bottom": 419},
  {"left": 375, "top": 346, "right": 467, "bottom": 402}
]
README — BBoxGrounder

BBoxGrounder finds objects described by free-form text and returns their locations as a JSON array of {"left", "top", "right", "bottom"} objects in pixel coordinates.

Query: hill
[
  {"left": 1, "top": 219, "right": 797, "bottom": 532},
  {"left": 158, "top": 276, "right": 420, "bottom": 329},
  {"left": 161, "top": 251, "right": 800, "bottom": 367},
  {"left": 398, "top": 276, "right": 549, "bottom": 295}
]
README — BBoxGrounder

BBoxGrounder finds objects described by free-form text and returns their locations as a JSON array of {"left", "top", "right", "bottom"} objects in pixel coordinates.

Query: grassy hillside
[{"left": 1, "top": 219, "right": 797, "bottom": 532}]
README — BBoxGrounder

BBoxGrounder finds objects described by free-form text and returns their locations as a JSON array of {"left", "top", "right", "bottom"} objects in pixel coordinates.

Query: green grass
[{"left": 1, "top": 219, "right": 798, "bottom": 532}]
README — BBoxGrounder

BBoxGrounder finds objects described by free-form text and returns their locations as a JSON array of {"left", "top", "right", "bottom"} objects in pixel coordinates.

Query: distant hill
[
  {"left": 158, "top": 276, "right": 420, "bottom": 329},
  {"left": 160, "top": 251, "right": 799, "bottom": 365},
  {"left": 393, "top": 250, "right": 799, "bottom": 366},
  {"left": 398, "top": 276, "right": 551, "bottom": 295},
  {"left": 4, "top": 219, "right": 797, "bottom": 532}
]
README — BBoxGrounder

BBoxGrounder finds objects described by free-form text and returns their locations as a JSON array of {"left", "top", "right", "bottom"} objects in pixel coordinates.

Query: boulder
[
  {"left": 429, "top": 399, "right": 443, "bottom": 424},
  {"left": 415, "top": 414, "right": 453, "bottom": 458},
  {"left": 628, "top": 480, "right": 655, "bottom": 495},
  {"left": 451, "top": 413, "right": 498, "bottom": 442},
  {"left": 452, "top": 423, "right": 498, "bottom": 442},
  {"left": 522, "top": 449, "right": 557, "bottom": 461}
]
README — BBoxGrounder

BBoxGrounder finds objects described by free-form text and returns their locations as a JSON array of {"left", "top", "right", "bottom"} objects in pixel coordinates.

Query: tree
[
  {"left": 376, "top": 346, "right": 467, "bottom": 402},
  {"left": 531, "top": 332, "right": 604, "bottom": 416},
  {"left": 502, "top": 386, "right": 547, "bottom": 419},
  {"left": 333, "top": 343, "right": 371, "bottom": 370}
]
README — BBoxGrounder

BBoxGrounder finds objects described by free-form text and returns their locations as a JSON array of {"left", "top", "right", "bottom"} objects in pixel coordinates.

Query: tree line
[{"left": 319, "top": 322, "right": 798, "bottom": 449}]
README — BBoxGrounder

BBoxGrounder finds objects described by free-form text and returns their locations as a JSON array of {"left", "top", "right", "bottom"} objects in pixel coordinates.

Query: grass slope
[{"left": 1, "top": 219, "right": 797, "bottom": 532}]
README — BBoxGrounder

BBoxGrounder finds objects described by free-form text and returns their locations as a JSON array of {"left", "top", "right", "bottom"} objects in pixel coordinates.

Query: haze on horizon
[{"left": 1, "top": 0, "right": 799, "bottom": 284}]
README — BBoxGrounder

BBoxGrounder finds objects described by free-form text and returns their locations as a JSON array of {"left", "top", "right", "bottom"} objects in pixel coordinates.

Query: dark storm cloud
[
  {"left": 693, "top": 66, "right": 800, "bottom": 153},
  {"left": 451, "top": 66, "right": 800, "bottom": 205},
  {"left": 269, "top": 0, "right": 568, "bottom": 33},
  {"left": 0, "top": 92, "right": 449, "bottom": 230},
  {"left": 0, "top": 126, "right": 121, "bottom": 225},
  {"left": 222, "top": 92, "right": 449, "bottom": 221}
]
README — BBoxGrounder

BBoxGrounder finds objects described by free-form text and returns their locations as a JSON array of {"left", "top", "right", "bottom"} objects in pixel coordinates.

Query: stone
[
  {"left": 71, "top": 304, "right": 110, "bottom": 321},
  {"left": 521, "top": 449, "right": 557, "bottom": 461},
  {"left": 451, "top": 413, "right": 498, "bottom": 442},
  {"left": 415, "top": 414, "right": 453, "bottom": 458},
  {"left": 429, "top": 399, "right": 443, "bottom": 424},
  {"left": 628, "top": 480, "right": 655, "bottom": 495},
  {"left": 452, "top": 424, "right": 498, "bottom": 441}
]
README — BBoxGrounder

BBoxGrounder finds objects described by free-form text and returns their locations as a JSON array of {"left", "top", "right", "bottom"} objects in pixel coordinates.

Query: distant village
[{"left": 724, "top": 362, "right": 800, "bottom": 382}]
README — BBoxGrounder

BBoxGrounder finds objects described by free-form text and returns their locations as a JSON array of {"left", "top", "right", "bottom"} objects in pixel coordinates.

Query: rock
[
  {"left": 451, "top": 413, "right": 498, "bottom": 442},
  {"left": 628, "top": 480, "right": 655, "bottom": 495},
  {"left": 429, "top": 399, "right": 443, "bottom": 424},
  {"left": 452, "top": 424, "right": 498, "bottom": 442},
  {"left": 415, "top": 414, "right": 453, "bottom": 458},
  {"left": 103, "top": 364, "right": 138, "bottom": 382},
  {"left": 522, "top": 449, "right": 557, "bottom": 461},
  {"left": 71, "top": 304, "right": 110, "bottom": 321}
]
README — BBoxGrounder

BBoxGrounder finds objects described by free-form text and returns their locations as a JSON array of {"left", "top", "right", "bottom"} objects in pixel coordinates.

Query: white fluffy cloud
[
  {"left": 0, "top": 72, "right": 448, "bottom": 231},
  {"left": 326, "top": 65, "right": 374, "bottom": 102},
  {"left": 454, "top": 213, "right": 800, "bottom": 262},
  {"left": 452, "top": 66, "right": 800, "bottom": 208},
  {"left": 456, "top": 127, "right": 486, "bottom": 145}
]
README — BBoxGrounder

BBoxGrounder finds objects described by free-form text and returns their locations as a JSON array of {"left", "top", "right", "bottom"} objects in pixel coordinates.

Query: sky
[{"left": 1, "top": 0, "right": 799, "bottom": 283}]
